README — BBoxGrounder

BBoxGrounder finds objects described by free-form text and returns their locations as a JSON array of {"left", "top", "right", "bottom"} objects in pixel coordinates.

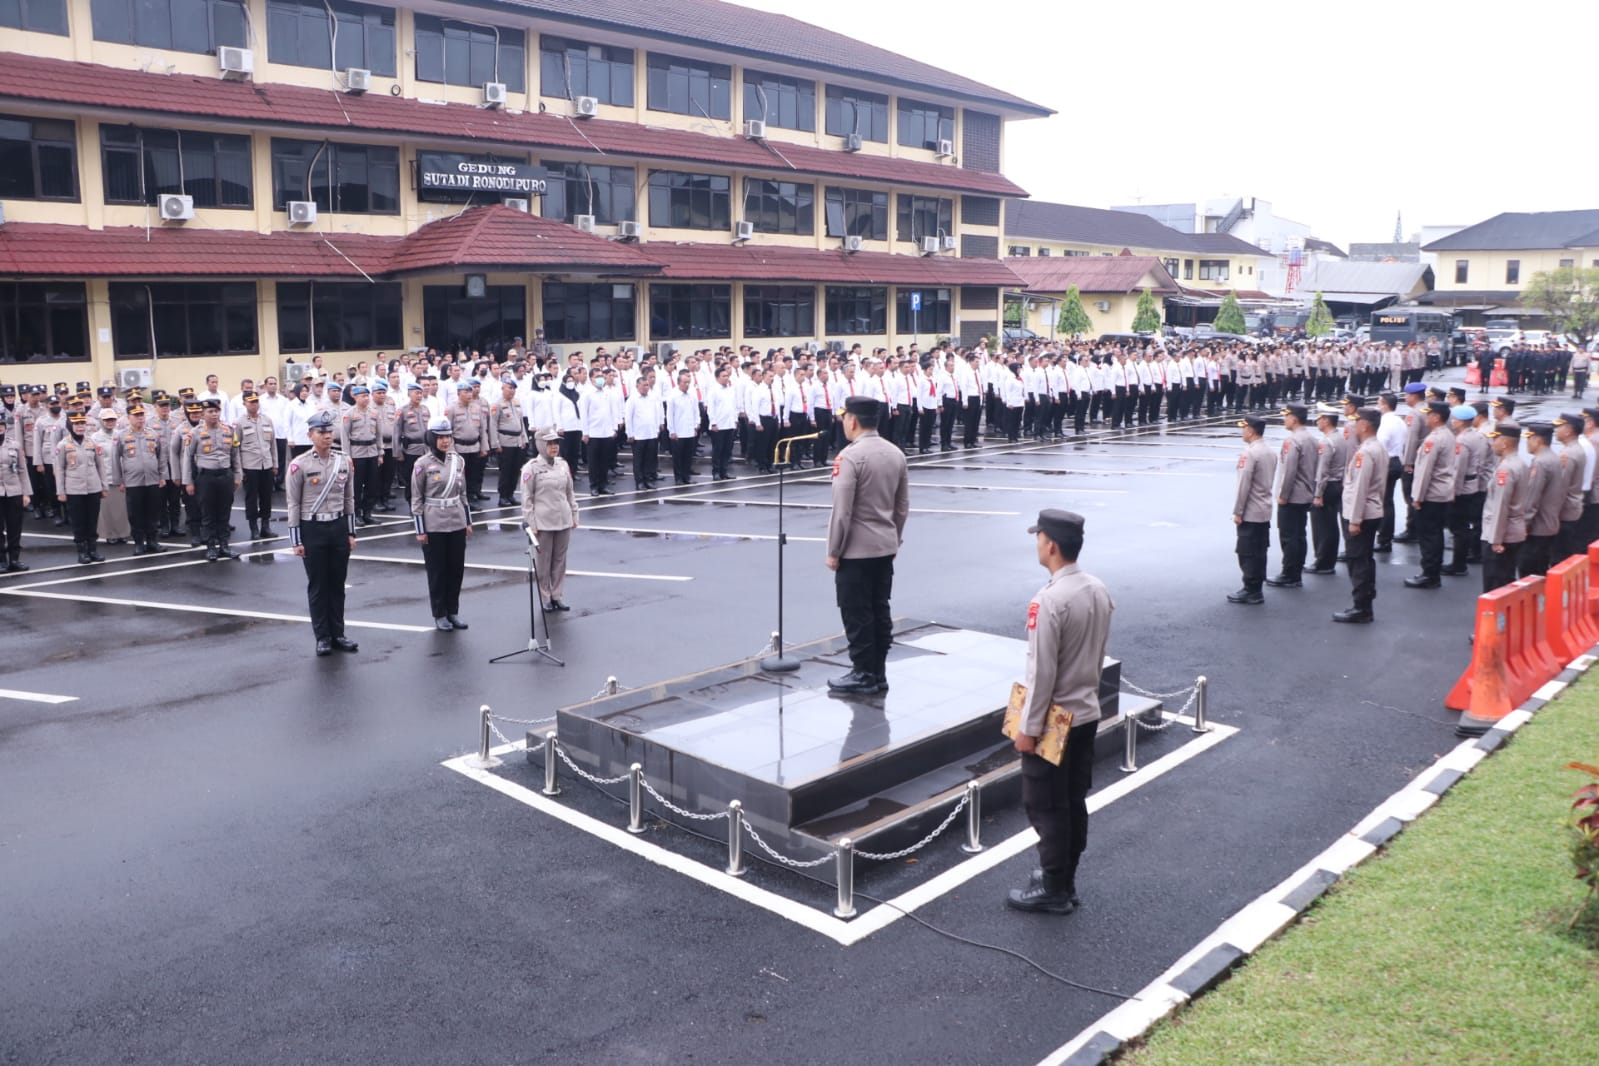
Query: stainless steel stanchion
[
  {"left": 725, "top": 800, "right": 745, "bottom": 876},
  {"left": 833, "top": 838, "right": 856, "bottom": 918},
  {"left": 606, "top": 676, "right": 620, "bottom": 696},
  {"left": 959, "top": 781, "right": 983, "bottom": 853},
  {"left": 1191, "top": 675, "right": 1211, "bottom": 733},
  {"left": 475, "top": 705, "right": 502, "bottom": 769},
  {"left": 627, "top": 763, "right": 645, "bottom": 834},
  {"left": 1120, "top": 714, "right": 1138, "bottom": 773},
  {"left": 541, "top": 732, "right": 561, "bottom": 796}
]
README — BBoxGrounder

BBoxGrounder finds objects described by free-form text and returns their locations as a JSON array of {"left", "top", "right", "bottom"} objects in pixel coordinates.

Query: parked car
[
  {"left": 1097, "top": 332, "right": 1159, "bottom": 347},
  {"left": 1003, "top": 327, "right": 1041, "bottom": 343}
]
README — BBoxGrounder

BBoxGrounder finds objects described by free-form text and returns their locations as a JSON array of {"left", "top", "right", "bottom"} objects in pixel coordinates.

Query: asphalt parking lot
[{"left": 1, "top": 379, "right": 1545, "bottom": 1065}]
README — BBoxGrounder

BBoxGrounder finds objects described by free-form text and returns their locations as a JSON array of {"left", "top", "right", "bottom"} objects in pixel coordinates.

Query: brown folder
[{"left": 1001, "top": 681, "right": 1074, "bottom": 766}]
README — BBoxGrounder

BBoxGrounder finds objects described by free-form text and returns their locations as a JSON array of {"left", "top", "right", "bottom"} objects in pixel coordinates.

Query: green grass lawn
[{"left": 1121, "top": 682, "right": 1599, "bottom": 1066}]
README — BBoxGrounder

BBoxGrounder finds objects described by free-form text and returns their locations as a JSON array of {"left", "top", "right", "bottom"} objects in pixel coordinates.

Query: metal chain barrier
[
  {"left": 854, "top": 789, "right": 970, "bottom": 861},
  {"left": 1131, "top": 686, "right": 1201, "bottom": 732},
  {"left": 552, "top": 738, "right": 634, "bottom": 786},
  {"left": 741, "top": 818, "right": 838, "bottom": 869},
  {"left": 592, "top": 677, "right": 628, "bottom": 700},
  {"left": 748, "top": 633, "right": 778, "bottom": 660},
  {"left": 637, "top": 774, "right": 732, "bottom": 823},
  {"left": 1122, "top": 678, "right": 1199, "bottom": 701},
  {"left": 486, "top": 717, "right": 519, "bottom": 748},
  {"left": 490, "top": 711, "right": 558, "bottom": 727}
]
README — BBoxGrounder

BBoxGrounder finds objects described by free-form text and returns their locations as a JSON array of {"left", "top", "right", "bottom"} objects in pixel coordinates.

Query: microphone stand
[
  {"left": 490, "top": 525, "right": 565, "bottom": 666},
  {"left": 760, "top": 432, "right": 821, "bottom": 674}
]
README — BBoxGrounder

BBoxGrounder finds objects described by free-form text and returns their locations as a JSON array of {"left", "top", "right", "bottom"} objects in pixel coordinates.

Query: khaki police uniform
[
  {"left": 826, "top": 420, "right": 910, "bottom": 685},
  {"left": 182, "top": 419, "right": 243, "bottom": 559},
  {"left": 0, "top": 416, "right": 32, "bottom": 569},
  {"left": 519, "top": 439, "right": 579, "bottom": 608},
  {"left": 286, "top": 443, "right": 357, "bottom": 651},
  {"left": 111, "top": 422, "right": 167, "bottom": 552},
  {"left": 1232, "top": 434, "right": 1277, "bottom": 598},
  {"left": 1481, "top": 444, "right": 1529, "bottom": 591},
  {"left": 411, "top": 447, "right": 472, "bottom": 627}
]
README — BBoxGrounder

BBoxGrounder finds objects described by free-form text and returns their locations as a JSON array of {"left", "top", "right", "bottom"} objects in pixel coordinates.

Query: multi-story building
[
  {"left": 1419, "top": 210, "right": 1599, "bottom": 326},
  {"left": 0, "top": 0, "right": 1047, "bottom": 390}
]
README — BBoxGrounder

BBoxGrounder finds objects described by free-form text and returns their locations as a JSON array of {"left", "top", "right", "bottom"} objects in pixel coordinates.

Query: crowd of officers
[{"left": 1229, "top": 382, "right": 1599, "bottom": 623}]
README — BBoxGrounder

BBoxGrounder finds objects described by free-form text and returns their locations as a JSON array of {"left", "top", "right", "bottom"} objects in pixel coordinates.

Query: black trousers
[
  {"left": 670, "top": 437, "right": 695, "bottom": 482},
  {"left": 274, "top": 438, "right": 288, "bottom": 489},
  {"left": 0, "top": 494, "right": 22, "bottom": 560},
  {"left": 496, "top": 445, "right": 525, "bottom": 502},
  {"left": 125, "top": 484, "right": 161, "bottom": 545},
  {"left": 195, "top": 470, "right": 233, "bottom": 546},
  {"left": 1072, "top": 393, "right": 1087, "bottom": 435},
  {"left": 242, "top": 467, "right": 274, "bottom": 524},
  {"left": 1311, "top": 482, "right": 1343, "bottom": 567},
  {"left": 300, "top": 518, "right": 350, "bottom": 640},
  {"left": 34, "top": 465, "right": 58, "bottom": 514},
  {"left": 835, "top": 555, "right": 894, "bottom": 677},
  {"left": 1573, "top": 370, "right": 1589, "bottom": 398},
  {"left": 1398, "top": 466, "right": 1416, "bottom": 533},
  {"left": 461, "top": 451, "right": 486, "bottom": 498},
  {"left": 939, "top": 398, "right": 958, "bottom": 448},
  {"left": 1579, "top": 502, "right": 1599, "bottom": 553},
  {"left": 65, "top": 492, "right": 101, "bottom": 545},
  {"left": 813, "top": 409, "right": 837, "bottom": 462},
  {"left": 1519, "top": 533, "right": 1555, "bottom": 578},
  {"left": 560, "top": 430, "right": 582, "bottom": 470},
  {"left": 398, "top": 453, "right": 421, "bottom": 502},
  {"left": 162, "top": 479, "right": 183, "bottom": 531},
  {"left": 916, "top": 407, "right": 937, "bottom": 450},
  {"left": 1379, "top": 457, "right": 1402, "bottom": 546},
  {"left": 631, "top": 438, "right": 657, "bottom": 485},
  {"left": 1556, "top": 517, "right": 1584, "bottom": 564},
  {"left": 345, "top": 457, "right": 377, "bottom": 517},
  {"left": 710, "top": 429, "right": 735, "bottom": 477},
  {"left": 1450, "top": 492, "right": 1486, "bottom": 565},
  {"left": 1004, "top": 406, "right": 1023, "bottom": 442},
  {"left": 1236, "top": 520, "right": 1269, "bottom": 591},
  {"left": 1415, "top": 498, "right": 1450, "bottom": 577},
  {"left": 1483, "top": 541, "right": 1522, "bottom": 592},
  {"left": 1021, "top": 717, "right": 1099, "bottom": 891},
  {"left": 754, "top": 416, "right": 778, "bottom": 471},
  {"left": 962, "top": 398, "right": 982, "bottom": 446},
  {"left": 421, "top": 528, "right": 466, "bottom": 618},
  {"left": 585, "top": 438, "right": 614, "bottom": 491},
  {"left": 788, "top": 412, "right": 813, "bottom": 466},
  {"left": 1342, "top": 517, "right": 1377, "bottom": 608},
  {"left": 1276, "top": 501, "right": 1310, "bottom": 577}
]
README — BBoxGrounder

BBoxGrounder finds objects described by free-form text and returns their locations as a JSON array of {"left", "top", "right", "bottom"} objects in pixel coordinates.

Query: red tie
[
  {"left": 824, "top": 383, "right": 831, "bottom": 408},
  {"left": 622, "top": 379, "right": 628, "bottom": 398}
]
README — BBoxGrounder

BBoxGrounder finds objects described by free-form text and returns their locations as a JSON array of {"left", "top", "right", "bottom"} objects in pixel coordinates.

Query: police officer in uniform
[
  {"left": 339, "top": 384, "right": 384, "bottom": 525},
  {"left": 0, "top": 408, "right": 32, "bottom": 571},
  {"left": 1481, "top": 421, "right": 1529, "bottom": 591},
  {"left": 490, "top": 377, "right": 528, "bottom": 507},
  {"left": 1229, "top": 414, "right": 1277, "bottom": 605},
  {"left": 1443, "top": 405, "right": 1488, "bottom": 575},
  {"left": 412, "top": 415, "right": 472, "bottom": 631},
  {"left": 1405, "top": 400, "right": 1457, "bottom": 588},
  {"left": 394, "top": 383, "right": 429, "bottom": 505},
  {"left": 55, "top": 412, "right": 106, "bottom": 564},
  {"left": 825, "top": 396, "right": 910, "bottom": 695},
  {"left": 1307, "top": 404, "right": 1349, "bottom": 574},
  {"left": 520, "top": 429, "right": 579, "bottom": 611},
  {"left": 287, "top": 410, "right": 359, "bottom": 657},
  {"left": 1518, "top": 422, "right": 1563, "bottom": 577},
  {"left": 448, "top": 379, "right": 490, "bottom": 502},
  {"left": 236, "top": 390, "right": 278, "bottom": 539},
  {"left": 1335, "top": 408, "right": 1387, "bottom": 622},
  {"left": 1007, "top": 509, "right": 1113, "bottom": 915},
  {"left": 182, "top": 397, "right": 242, "bottom": 561},
  {"left": 31, "top": 391, "right": 66, "bottom": 525},
  {"left": 172, "top": 399, "right": 205, "bottom": 545},
  {"left": 1267, "top": 403, "right": 1316, "bottom": 588},
  {"left": 1552, "top": 413, "right": 1588, "bottom": 561},
  {"left": 111, "top": 402, "right": 168, "bottom": 555}
]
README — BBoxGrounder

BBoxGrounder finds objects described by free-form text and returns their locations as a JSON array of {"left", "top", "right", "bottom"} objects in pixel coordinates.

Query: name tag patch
[{"left": 1027, "top": 602, "right": 1039, "bottom": 630}]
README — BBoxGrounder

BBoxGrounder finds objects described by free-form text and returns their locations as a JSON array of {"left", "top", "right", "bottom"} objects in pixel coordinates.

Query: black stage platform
[{"left": 530, "top": 621, "right": 1159, "bottom": 859}]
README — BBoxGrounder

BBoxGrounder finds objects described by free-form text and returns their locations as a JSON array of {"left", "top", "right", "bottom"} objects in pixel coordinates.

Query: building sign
[{"left": 418, "top": 153, "right": 547, "bottom": 196}]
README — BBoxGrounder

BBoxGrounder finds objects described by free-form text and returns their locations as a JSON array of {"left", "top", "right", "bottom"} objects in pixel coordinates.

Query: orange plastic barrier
[
  {"left": 1546, "top": 554, "right": 1599, "bottom": 662},
  {"left": 1447, "top": 577, "right": 1560, "bottom": 734},
  {"left": 1587, "top": 543, "right": 1599, "bottom": 622}
]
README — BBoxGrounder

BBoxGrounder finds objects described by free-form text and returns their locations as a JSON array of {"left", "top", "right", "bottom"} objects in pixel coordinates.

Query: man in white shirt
[
  {"left": 625, "top": 370, "right": 662, "bottom": 489},
  {"left": 707, "top": 364, "right": 740, "bottom": 481},
  {"left": 1375, "top": 392, "right": 1408, "bottom": 552},
  {"left": 666, "top": 369, "right": 701, "bottom": 485},
  {"left": 579, "top": 376, "right": 619, "bottom": 495},
  {"left": 257, "top": 375, "right": 291, "bottom": 488}
]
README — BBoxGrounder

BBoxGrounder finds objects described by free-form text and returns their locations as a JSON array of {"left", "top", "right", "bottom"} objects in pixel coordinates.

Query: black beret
[
  {"left": 1028, "top": 508, "right": 1085, "bottom": 545},
  {"left": 200, "top": 397, "right": 222, "bottom": 409},
  {"left": 1553, "top": 412, "right": 1583, "bottom": 428}
]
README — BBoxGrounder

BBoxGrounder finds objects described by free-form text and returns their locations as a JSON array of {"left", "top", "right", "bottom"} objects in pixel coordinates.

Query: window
[
  {"left": 270, "top": 138, "right": 398, "bottom": 214},
  {"left": 896, "top": 288, "right": 950, "bottom": 334},
  {"left": 1505, "top": 259, "right": 1520, "bottom": 285},
  {"left": 539, "top": 36, "right": 632, "bottom": 105},
  {"left": 742, "top": 179, "right": 813, "bottom": 235},
  {"left": 276, "top": 281, "right": 402, "bottom": 353},
  {"left": 896, "top": 194, "right": 952, "bottom": 243},
  {"left": 101, "top": 125, "right": 251, "bottom": 208},
  {"left": 1038, "top": 248, "right": 1051, "bottom": 257},
  {"left": 1, "top": 0, "right": 67, "bottom": 34},
  {"left": 540, "top": 162, "right": 635, "bottom": 225},
  {"left": 0, "top": 114, "right": 77, "bottom": 201},
  {"left": 110, "top": 282, "right": 257, "bottom": 358},
  {"left": 415, "top": 15, "right": 524, "bottom": 92},
  {"left": 824, "top": 86, "right": 888, "bottom": 142},
  {"left": 649, "top": 284, "right": 730, "bottom": 340},
  {"left": 1455, "top": 259, "right": 1469, "bottom": 284},
  {"left": 423, "top": 284, "right": 525, "bottom": 355},
  {"left": 1162, "top": 257, "right": 1179, "bottom": 276},
  {"left": 90, "top": 0, "right": 245, "bottom": 53},
  {"left": 824, "top": 286, "right": 887, "bottom": 335},
  {"left": 897, "top": 99, "right": 953, "bottom": 151},
  {"left": 417, "top": 150, "right": 530, "bottom": 204},
  {"left": 542, "top": 282, "right": 636, "bottom": 343},
  {"left": 266, "top": 0, "right": 395, "bottom": 76},
  {"left": 743, "top": 71, "right": 814, "bottom": 132},
  {"left": 0, "top": 282, "right": 88, "bottom": 363},
  {"left": 1559, "top": 259, "right": 1575, "bottom": 268},
  {"left": 648, "top": 171, "right": 730, "bottom": 230},
  {"left": 744, "top": 285, "right": 815, "bottom": 338},
  {"left": 1198, "top": 259, "right": 1229, "bottom": 281},
  {"left": 823, "top": 186, "right": 888, "bottom": 241},
  {"left": 645, "top": 53, "right": 730, "bottom": 119},
  {"left": 1183, "top": 259, "right": 1193, "bottom": 280},
  {"left": 1007, "top": 246, "right": 1030, "bottom": 257}
]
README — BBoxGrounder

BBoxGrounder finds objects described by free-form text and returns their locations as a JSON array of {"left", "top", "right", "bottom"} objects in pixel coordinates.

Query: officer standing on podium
[{"left": 287, "top": 409, "right": 358, "bottom": 657}]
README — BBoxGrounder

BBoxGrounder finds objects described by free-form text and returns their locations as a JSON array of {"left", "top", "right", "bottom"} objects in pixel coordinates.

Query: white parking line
[
  {"left": 340, "top": 552, "right": 692, "bottom": 581},
  {"left": 0, "top": 588, "right": 436, "bottom": 632},
  {"left": 443, "top": 718, "right": 1236, "bottom": 946},
  {"left": 578, "top": 524, "right": 826, "bottom": 542},
  {"left": 659, "top": 498, "right": 1020, "bottom": 516},
  {"left": 0, "top": 688, "right": 78, "bottom": 704},
  {"left": 907, "top": 482, "right": 1129, "bottom": 494}
]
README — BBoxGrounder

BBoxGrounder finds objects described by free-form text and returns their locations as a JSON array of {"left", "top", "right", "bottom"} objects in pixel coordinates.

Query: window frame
[
  {"left": 1198, "top": 259, "right": 1230, "bottom": 282},
  {"left": 275, "top": 280, "right": 403, "bottom": 354},
  {"left": 541, "top": 281, "right": 637, "bottom": 344},
  {"left": 823, "top": 85, "right": 888, "bottom": 142},
  {"left": 896, "top": 287, "right": 951, "bottom": 334},
  {"left": 648, "top": 283, "right": 731, "bottom": 341},
  {"left": 896, "top": 193, "right": 952, "bottom": 244},
  {"left": 1, "top": 0, "right": 68, "bottom": 35},
  {"left": 414, "top": 14, "right": 525, "bottom": 92},
  {"left": 89, "top": 0, "right": 247, "bottom": 54},
  {"left": 743, "top": 284, "right": 816, "bottom": 338},
  {"left": 1505, "top": 259, "right": 1520, "bottom": 285},
  {"left": 264, "top": 0, "right": 396, "bottom": 77},
  {"left": 0, "top": 113, "right": 79, "bottom": 202},
  {"left": 100, "top": 124, "right": 252, "bottom": 209},
  {"left": 742, "top": 70, "right": 815, "bottom": 132},
  {"left": 538, "top": 35, "right": 634, "bottom": 105},
  {"left": 742, "top": 178, "right": 814, "bottom": 236},
  {"left": 270, "top": 137, "right": 400, "bottom": 215},
  {"left": 645, "top": 52, "right": 731, "bottom": 119},
  {"left": 824, "top": 285, "right": 887, "bottom": 335},
  {"left": 539, "top": 161, "right": 636, "bottom": 225},
  {"left": 896, "top": 98, "right": 954, "bottom": 151},
  {"left": 110, "top": 281, "right": 258, "bottom": 359},
  {"left": 647, "top": 170, "right": 731, "bottom": 231},
  {"left": 1455, "top": 259, "right": 1469, "bottom": 284},
  {"left": 0, "top": 281, "right": 89, "bottom": 364},
  {"left": 823, "top": 186, "right": 888, "bottom": 241}
]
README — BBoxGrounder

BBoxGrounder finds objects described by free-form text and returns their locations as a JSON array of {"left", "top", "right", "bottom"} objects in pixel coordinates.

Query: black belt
[
  {"left": 197, "top": 468, "right": 230, "bottom": 476},
  {"left": 349, "top": 439, "right": 376, "bottom": 445}
]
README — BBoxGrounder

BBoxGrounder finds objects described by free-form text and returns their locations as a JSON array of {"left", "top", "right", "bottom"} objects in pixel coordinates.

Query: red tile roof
[
  {"left": 1006, "top": 255, "right": 1178, "bottom": 294},
  {"left": 649, "top": 241, "right": 1024, "bottom": 287},
  {"left": 0, "top": 206, "right": 658, "bottom": 278},
  {"left": 0, "top": 52, "right": 1027, "bottom": 198}
]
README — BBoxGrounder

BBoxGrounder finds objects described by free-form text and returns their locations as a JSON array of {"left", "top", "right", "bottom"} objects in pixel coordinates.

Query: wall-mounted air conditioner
[
  {"left": 574, "top": 214, "right": 597, "bottom": 233},
  {"left": 218, "top": 47, "right": 253, "bottom": 78},
  {"left": 843, "top": 235, "right": 863, "bottom": 253},
  {"left": 159, "top": 194, "right": 194, "bottom": 222},
  {"left": 744, "top": 119, "right": 766, "bottom": 139},
  {"left": 116, "top": 367, "right": 153, "bottom": 389},
  {"left": 1096, "top": 301, "right": 1112, "bottom": 313},
  {"left": 617, "top": 220, "right": 643, "bottom": 241},
  {"left": 920, "top": 236, "right": 939, "bottom": 256},
  {"left": 574, "top": 95, "right": 599, "bottom": 118},
  {"left": 287, "top": 200, "right": 317, "bottom": 225},
  {"left": 844, "top": 133, "right": 863, "bottom": 152},
  {"left": 936, "top": 138, "right": 954, "bottom": 157},
  {"left": 941, "top": 235, "right": 958, "bottom": 251},
  {"left": 482, "top": 82, "right": 507, "bottom": 107},
  {"left": 503, "top": 198, "right": 530, "bottom": 212},
  {"left": 733, "top": 220, "right": 754, "bottom": 242}
]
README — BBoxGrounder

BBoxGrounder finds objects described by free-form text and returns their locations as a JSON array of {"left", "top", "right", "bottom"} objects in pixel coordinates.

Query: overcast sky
[{"left": 736, "top": 0, "right": 1593, "bottom": 249}]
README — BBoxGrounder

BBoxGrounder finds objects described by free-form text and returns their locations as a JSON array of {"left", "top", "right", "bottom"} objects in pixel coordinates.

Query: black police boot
[
  {"left": 1404, "top": 573, "right": 1441, "bottom": 589},
  {"left": 189, "top": 529, "right": 204, "bottom": 548},
  {"left": 8, "top": 553, "right": 28, "bottom": 572},
  {"left": 1006, "top": 874, "right": 1078, "bottom": 915},
  {"left": 315, "top": 638, "right": 333, "bottom": 657},
  {"left": 1226, "top": 586, "right": 1265, "bottom": 605},
  {"left": 826, "top": 670, "right": 878, "bottom": 693},
  {"left": 1305, "top": 564, "right": 1338, "bottom": 575},
  {"left": 434, "top": 617, "right": 454, "bottom": 631},
  {"left": 84, "top": 540, "right": 104, "bottom": 563},
  {"left": 1332, "top": 605, "right": 1374, "bottom": 624},
  {"left": 258, "top": 520, "right": 275, "bottom": 538},
  {"left": 331, "top": 636, "right": 359, "bottom": 653},
  {"left": 1265, "top": 573, "right": 1302, "bottom": 588},
  {"left": 356, "top": 512, "right": 372, "bottom": 526},
  {"left": 146, "top": 538, "right": 167, "bottom": 554},
  {"left": 217, "top": 541, "right": 240, "bottom": 560},
  {"left": 205, "top": 543, "right": 219, "bottom": 562},
  {"left": 445, "top": 614, "right": 468, "bottom": 630},
  {"left": 74, "top": 541, "right": 90, "bottom": 564},
  {"left": 53, "top": 512, "right": 67, "bottom": 527},
  {"left": 247, "top": 520, "right": 261, "bottom": 540}
]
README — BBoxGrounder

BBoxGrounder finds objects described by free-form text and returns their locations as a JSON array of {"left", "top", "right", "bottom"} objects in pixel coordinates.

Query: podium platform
[{"left": 529, "top": 621, "right": 1159, "bottom": 861}]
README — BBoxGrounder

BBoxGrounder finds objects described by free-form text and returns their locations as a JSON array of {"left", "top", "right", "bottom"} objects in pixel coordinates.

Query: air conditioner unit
[
  {"left": 503, "top": 197, "right": 530, "bottom": 213},
  {"left": 843, "top": 234, "right": 863, "bottom": 253},
  {"left": 616, "top": 219, "right": 643, "bottom": 241},
  {"left": 218, "top": 46, "right": 253, "bottom": 78},
  {"left": 0, "top": 202, "right": 6, "bottom": 226},
  {"left": 920, "top": 236, "right": 939, "bottom": 256},
  {"left": 287, "top": 200, "right": 317, "bottom": 225},
  {"left": 482, "top": 81, "right": 508, "bottom": 107},
  {"left": 652, "top": 341, "right": 675, "bottom": 361},
  {"left": 116, "top": 367, "right": 153, "bottom": 390},
  {"left": 826, "top": 340, "right": 846, "bottom": 354},
  {"left": 941, "top": 235, "right": 958, "bottom": 251},
  {"left": 159, "top": 194, "right": 194, "bottom": 222},
  {"left": 936, "top": 138, "right": 954, "bottom": 157},
  {"left": 283, "top": 362, "right": 311, "bottom": 386},
  {"left": 733, "top": 220, "right": 755, "bottom": 242},
  {"left": 744, "top": 119, "right": 766, "bottom": 139},
  {"left": 844, "top": 133, "right": 863, "bottom": 152},
  {"left": 344, "top": 67, "right": 371, "bottom": 94},
  {"left": 574, "top": 95, "right": 600, "bottom": 118},
  {"left": 574, "top": 214, "right": 597, "bottom": 234},
  {"left": 805, "top": 341, "right": 824, "bottom": 354},
  {"left": 1096, "top": 300, "right": 1112, "bottom": 313}
]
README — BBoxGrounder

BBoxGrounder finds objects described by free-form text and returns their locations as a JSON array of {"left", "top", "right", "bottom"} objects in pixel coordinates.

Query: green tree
[
  {"left": 1305, "top": 291, "right": 1335, "bottom": 338},
  {"left": 1131, "top": 288, "right": 1162, "bottom": 333},
  {"left": 1057, "top": 285, "right": 1093, "bottom": 338},
  {"left": 1522, "top": 266, "right": 1599, "bottom": 346},
  {"left": 1213, "top": 291, "right": 1246, "bottom": 334}
]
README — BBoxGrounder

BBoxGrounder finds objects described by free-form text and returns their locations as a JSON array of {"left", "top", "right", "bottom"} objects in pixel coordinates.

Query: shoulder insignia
[
  {"left": 1354, "top": 453, "right": 1363, "bottom": 469},
  {"left": 831, "top": 456, "right": 841, "bottom": 479},
  {"left": 1423, "top": 440, "right": 1433, "bottom": 454},
  {"left": 288, "top": 462, "right": 299, "bottom": 475},
  {"left": 1027, "top": 601, "right": 1039, "bottom": 631},
  {"left": 1497, "top": 469, "right": 1508, "bottom": 486},
  {"left": 1237, "top": 455, "right": 1247, "bottom": 469}
]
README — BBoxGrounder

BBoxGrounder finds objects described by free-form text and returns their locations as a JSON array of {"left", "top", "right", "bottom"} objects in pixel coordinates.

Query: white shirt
[
  {"left": 1579, "top": 436, "right": 1597, "bottom": 493},
  {"left": 707, "top": 382, "right": 739, "bottom": 430},
  {"left": 257, "top": 391, "right": 290, "bottom": 438},
  {"left": 1377, "top": 411, "right": 1407, "bottom": 460},
  {"left": 625, "top": 390, "right": 663, "bottom": 440},
  {"left": 286, "top": 399, "right": 314, "bottom": 446},
  {"left": 666, "top": 388, "right": 700, "bottom": 437}
]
